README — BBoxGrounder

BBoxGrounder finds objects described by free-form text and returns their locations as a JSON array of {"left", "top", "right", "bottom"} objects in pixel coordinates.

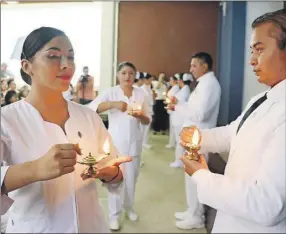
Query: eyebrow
[
  {"left": 46, "top": 47, "right": 74, "bottom": 52},
  {"left": 250, "top": 42, "right": 263, "bottom": 48}
]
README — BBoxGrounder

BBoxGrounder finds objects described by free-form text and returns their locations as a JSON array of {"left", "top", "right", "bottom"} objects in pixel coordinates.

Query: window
[{"left": 1, "top": 2, "right": 102, "bottom": 87}]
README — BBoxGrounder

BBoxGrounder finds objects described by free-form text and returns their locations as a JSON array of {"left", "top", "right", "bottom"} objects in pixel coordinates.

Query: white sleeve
[
  {"left": 142, "top": 95, "right": 151, "bottom": 120},
  {"left": 184, "top": 82, "right": 220, "bottom": 123},
  {"left": 199, "top": 116, "right": 240, "bottom": 154},
  {"left": 192, "top": 122, "right": 286, "bottom": 226},
  {"left": 1, "top": 130, "right": 14, "bottom": 215},
  {"left": 87, "top": 89, "right": 110, "bottom": 112}
]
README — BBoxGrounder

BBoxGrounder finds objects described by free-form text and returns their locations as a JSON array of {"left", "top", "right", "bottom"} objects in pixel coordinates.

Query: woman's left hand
[{"left": 81, "top": 156, "right": 132, "bottom": 181}]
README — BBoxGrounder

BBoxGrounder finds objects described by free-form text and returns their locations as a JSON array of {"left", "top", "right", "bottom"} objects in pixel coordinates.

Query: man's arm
[{"left": 191, "top": 122, "right": 286, "bottom": 226}]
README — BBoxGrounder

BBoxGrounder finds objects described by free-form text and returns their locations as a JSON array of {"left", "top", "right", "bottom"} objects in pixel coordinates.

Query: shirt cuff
[{"left": 191, "top": 169, "right": 212, "bottom": 185}]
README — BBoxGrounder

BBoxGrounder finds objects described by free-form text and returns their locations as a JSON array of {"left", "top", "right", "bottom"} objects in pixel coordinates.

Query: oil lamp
[
  {"left": 127, "top": 102, "right": 142, "bottom": 115},
  {"left": 184, "top": 126, "right": 202, "bottom": 161},
  {"left": 77, "top": 138, "right": 111, "bottom": 177}
]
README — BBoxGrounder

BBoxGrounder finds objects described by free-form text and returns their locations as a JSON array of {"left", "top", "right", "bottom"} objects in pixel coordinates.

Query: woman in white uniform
[
  {"left": 0, "top": 27, "right": 131, "bottom": 233},
  {"left": 168, "top": 73, "right": 191, "bottom": 168},
  {"left": 88, "top": 62, "right": 150, "bottom": 231},
  {"left": 141, "top": 73, "right": 154, "bottom": 149},
  {"left": 165, "top": 74, "right": 180, "bottom": 149}
]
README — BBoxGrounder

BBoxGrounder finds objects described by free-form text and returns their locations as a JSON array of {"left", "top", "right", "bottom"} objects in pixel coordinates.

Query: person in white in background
[
  {"left": 88, "top": 61, "right": 150, "bottom": 231},
  {"left": 141, "top": 73, "right": 154, "bottom": 151},
  {"left": 167, "top": 73, "right": 191, "bottom": 168},
  {"left": 152, "top": 73, "right": 168, "bottom": 134},
  {"left": 165, "top": 73, "right": 180, "bottom": 149},
  {"left": 174, "top": 52, "right": 221, "bottom": 230},
  {"left": 180, "top": 9, "right": 286, "bottom": 233},
  {"left": 1, "top": 27, "right": 131, "bottom": 233},
  {"left": 134, "top": 72, "right": 145, "bottom": 88}
]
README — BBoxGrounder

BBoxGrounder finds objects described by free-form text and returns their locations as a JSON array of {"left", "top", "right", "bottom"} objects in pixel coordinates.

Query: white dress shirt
[
  {"left": 191, "top": 79, "right": 286, "bottom": 233},
  {"left": 88, "top": 85, "right": 149, "bottom": 156},
  {"left": 1, "top": 100, "right": 120, "bottom": 233},
  {"left": 172, "top": 85, "right": 191, "bottom": 127},
  {"left": 155, "top": 83, "right": 168, "bottom": 100},
  {"left": 176, "top": 71, "right": 221, "bottom": 129}
]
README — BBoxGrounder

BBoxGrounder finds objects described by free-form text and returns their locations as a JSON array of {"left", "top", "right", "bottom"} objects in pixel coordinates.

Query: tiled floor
[{"left": 97, "top": 134, "right": 207, "bottom": 233}]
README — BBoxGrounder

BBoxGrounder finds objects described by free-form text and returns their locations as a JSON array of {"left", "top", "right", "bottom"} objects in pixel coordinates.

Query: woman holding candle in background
[
  {"left": 167, "top": 73, "right": 192, "bottom": 168},
  {"left": 1, "top": 27, "right": 131, "bottom": 233},
  {"left": 141, "top": 73, "right": 154, "bottom": 150},
  {"left": 88, "top": 61, "right": 150, "bottom": 231},
  {"left": 165, "top": 73, "right": 180, "bottom": 149}
]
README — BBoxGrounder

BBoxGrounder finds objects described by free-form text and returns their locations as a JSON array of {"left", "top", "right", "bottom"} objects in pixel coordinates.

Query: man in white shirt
[
  {"left": 180, "top": 9, "right": 286, "bottom": 233},
  {"left": 174, "top": 53, "right": 221, "bottom": 229}
]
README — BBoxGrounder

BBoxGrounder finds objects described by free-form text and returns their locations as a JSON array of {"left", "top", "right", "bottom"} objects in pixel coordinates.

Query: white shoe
[
  {"left": 175, "top": 216, "right": 204, "bottom": 230},
  {"left": 174, "top": 211, "right": 192, "bottom": 220},
  {"left": 109, "top": 219, "right": 120, "bottom": 231},
  {"left": 169, "top": 162, "right": 183, "bottom": 168},
  {"left": 165, "top": 144, "right": 174, "bottom": 149},
  {"left": 126, "top": 211, "right": 138, "bottom": 221},
  {"left": 143, "top": 144, "right": 152, "bottom": 149}
]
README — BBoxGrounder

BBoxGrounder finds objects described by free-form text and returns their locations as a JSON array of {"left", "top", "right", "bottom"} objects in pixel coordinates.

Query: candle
[
  {"left": 185, "top": 126, "right": 201, "bottom": 161},
  {"left": 97, "top": 138, "right": 110, "bottom": 161}
]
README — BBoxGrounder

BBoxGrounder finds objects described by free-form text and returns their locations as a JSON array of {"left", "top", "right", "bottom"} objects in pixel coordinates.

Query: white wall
[
  {"left": 1, "top": 2, "right": 103, "bottom": 88},
  {"left": 98, "top": 1, "right": 118, "bottom": 94},
  {"left": 242, "top": 1, "right": 284, "bottom": 108}
]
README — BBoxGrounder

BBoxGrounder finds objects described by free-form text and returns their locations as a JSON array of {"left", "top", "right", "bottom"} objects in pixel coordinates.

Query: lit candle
[
  {"left": 185, "top": 126, "right": 201, "bottom": 161},
  {"left": 97, "top": 138, "right": 110, "bottom": 161}
]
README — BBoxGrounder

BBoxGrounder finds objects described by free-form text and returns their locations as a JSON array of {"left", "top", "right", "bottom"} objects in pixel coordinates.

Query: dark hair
[
  {"left": 7, "top": 79, "right": 14, "bottom": 87},
  {"left": 252, "top": 9, "right": 286, "bottom": 50},
  {"left": 139, "top": 72, "right": 145, "bottom": 79},
  {"left": 192, "top": 52, "right": 213, "bottom": 70},
  {"left": 20, "top": 27, "right": 66, "bottom": 85},
  {"left": 5, "top": 90, "right": 17, "bottom": 105},
  {"left": 145, "top": 73, "right": 152, "bottom": 79},
  {"left": 117, "top": 61, "right": 137, "bottom": 73},
  {"left": 83, "top": 66, "right": 89, "bottom": 70}
]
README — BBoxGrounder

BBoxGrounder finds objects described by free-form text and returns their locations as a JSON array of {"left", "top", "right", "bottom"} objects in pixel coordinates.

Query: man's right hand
[{"left": 35, "top": 144, "right": 81, "bottom": 181}]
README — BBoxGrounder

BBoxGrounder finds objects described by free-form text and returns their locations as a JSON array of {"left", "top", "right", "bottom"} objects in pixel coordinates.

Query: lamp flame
[
  {"left": 103, "top": 139, "right": 110, "bottom": 155},
  {"left": 192, "top": 129, "right": 200, "bottom": 147}
]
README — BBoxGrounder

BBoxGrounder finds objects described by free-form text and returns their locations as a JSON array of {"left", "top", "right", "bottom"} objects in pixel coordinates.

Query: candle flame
[
  {"left": 137, "top": 105, "right": 142, "bottom": 110},
  {"left": 103, "top": 139, "right": 110, "bottom": 154},
  {"left": 166, "top": 97, "right": 171, "bottom": 104},
  {"left": 192, "top": 129, "right": 200, "bottom": 146},
  {"left": 162, "top": 92, "right": 166, "bottom": 96}
]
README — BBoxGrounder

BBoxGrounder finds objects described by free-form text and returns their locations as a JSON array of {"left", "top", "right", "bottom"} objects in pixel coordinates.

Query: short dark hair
[
  {"left": 252, "top": 9, "right": 286, "bottom": 50},
  {"left": 7, "top": 79, "right": 14, "bottom": 87},
  {"left": 192, "top": 52, "right": 213, "bottom": 70},
  {"left": 145, "top": 73, "right": 152, "bottom": 79},
  {"left": 117, "top": 61, "right": 136, "bottom": 73},
  {"left": 5, "top": 90, "right": 17, "bottom": 105},
  {"left": 20, "top": 27, "right": 66, "bottom": 85}
]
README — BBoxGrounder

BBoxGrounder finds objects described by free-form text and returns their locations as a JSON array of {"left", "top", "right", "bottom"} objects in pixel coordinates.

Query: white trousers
[
  {"left": 168, "top": 119, "right": 176, "bottom": 147},
  {"left": 185, "top": 153, "right": 209, "bottom": 218},
  {"left": 173, "top": 126, "right": 184, "bottom": 166},
  {"left": 142, "top": 123, "right": 151, "bottom": 146},
  {"left": 108, "top": 156, "right": 141, "bottom": 221}
]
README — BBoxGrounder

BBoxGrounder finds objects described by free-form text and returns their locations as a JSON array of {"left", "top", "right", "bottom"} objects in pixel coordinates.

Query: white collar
[{"left": 267, "top": 79, "right": 286, "bottom": 103}]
